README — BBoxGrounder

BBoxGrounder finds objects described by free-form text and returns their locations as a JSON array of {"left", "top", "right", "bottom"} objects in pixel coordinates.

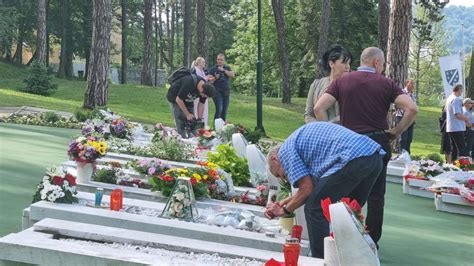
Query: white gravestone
[
  {"left": 232, "top": 133, "right": 248, "bottom": 157},
  {"left": 246, "top": 144, "right": 269, "bottom": 186},
  {"left": 329, "top": 202, "right": 379, "bottom": 266},
  {"left": 214, "top": 118, "right": 225, "bottom": 131}
]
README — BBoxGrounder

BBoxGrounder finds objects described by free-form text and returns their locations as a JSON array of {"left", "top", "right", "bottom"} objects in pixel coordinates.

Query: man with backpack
[{"left": 167, "top": 68, "right": 215, "bottom": 138}]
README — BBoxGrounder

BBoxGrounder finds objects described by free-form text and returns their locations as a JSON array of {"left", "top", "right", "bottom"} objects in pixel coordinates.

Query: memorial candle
[
  {"left": 283, "top": 237, "right": 300, "bottom": 266},
  {"left": 110, "top": 189, "right": 123, "bottom": 211}
]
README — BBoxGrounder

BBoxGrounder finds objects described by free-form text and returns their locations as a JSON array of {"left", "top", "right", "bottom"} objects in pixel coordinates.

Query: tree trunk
[
  {"left": 157, "top": 0, "right": 164, "bottom": 69},
  {"left": 121, "top": 0, "right": 128, "bottom": 84},
  {"left": 183, "top": 0, "right": 191, "bottom": 67},
  {"left": 46, "top": 0, "right": 50, "bottom": 67},
  {"left": 58, "top": 0, "right": 73, "bottom": 78},
  {"left": 37, "top": 0, "right": 48, "bottom": 64},
  {"left": 154, "top": 0, "right": 159, "bottom": 86},
  {"left": 84, "top": 0, "right": 112, "bottom": 109},
  {"left": 468, "top": 46, "right": 474, "bottom": 99},
  {"left": 141, "top": 0, "right": 153, "bottom": 86},
  {"left": 196, "top": 0, "right": 207, "bottom": 60},
  {"left": 168, "top": 2, "right": 175, "bottom": 71},
  {"left": 271, "top": 0, "right": 291, "bottom": 104},
  {"left": 82, "top": 1, "right": 93, "bottom": 80},
  {"left": 378, "top": 0, "right": 390, "bottom": 72},
  {"left": 175, "top": 1, "right": 180, "bottom": 60},
  {"left": 414, "top": 41, "right": 422, "bottom": 104},
  {"left": 386, "top": 0, "right": 411, "bottom": 87},
  {"left": 13, "top": 30, "right": 24, "bottom": 65},
  {"left": 316, "top": 0, "right": 331, "bottom": 78}
]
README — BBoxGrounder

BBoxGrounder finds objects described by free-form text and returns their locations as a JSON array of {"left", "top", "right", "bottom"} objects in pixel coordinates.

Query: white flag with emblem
[{"left": 439, "top": 54, "right": 463, "bottom": 98}]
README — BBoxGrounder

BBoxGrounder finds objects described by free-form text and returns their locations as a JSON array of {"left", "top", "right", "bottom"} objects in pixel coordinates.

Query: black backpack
[{"left": 167, "top": 66, "right": 198, "bottom": 86}]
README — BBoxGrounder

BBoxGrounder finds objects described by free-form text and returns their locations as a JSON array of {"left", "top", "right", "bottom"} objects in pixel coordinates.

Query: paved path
[{"left": 0, "top": 106, "right": 74, "bottom": 119}]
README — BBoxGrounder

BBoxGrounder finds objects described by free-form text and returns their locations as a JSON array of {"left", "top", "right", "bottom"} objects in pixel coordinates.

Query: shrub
[
  {"left": 74, "top": 108, "right": 98, "bottom": 122},
  {"left": 42, "top": 111, "right": 60, "bottom": 123},
  {"left": 92, "top": 168, "right": 117, "bottom": 184},
  {"left": 20, "top": 61, "right": 57, "bottom": 96},
  {"left": 207, "top": 144, "right": 251, "bottom": 187},
  {"left": 424, "top": 153, "right": 444, "bottom": 163}
]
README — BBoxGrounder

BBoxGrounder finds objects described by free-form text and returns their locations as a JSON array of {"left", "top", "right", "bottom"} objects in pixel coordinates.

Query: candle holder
[
  {"left": 160, "top": 177, "right": 199, "bottom": 221},
  {"left": 291, "top": 225, "right": 303, "bottom": 242},
  {"left": 283, "top": 237, "right": 301, "bottom": 266},
  {"left": 110, "top": 189, "right": 123, "bottom": 211}
]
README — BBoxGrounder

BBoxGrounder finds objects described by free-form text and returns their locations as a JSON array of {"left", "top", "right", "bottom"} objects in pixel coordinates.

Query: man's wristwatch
[{"left": 282, "top": 205, "right": 291, "bottom": 215}]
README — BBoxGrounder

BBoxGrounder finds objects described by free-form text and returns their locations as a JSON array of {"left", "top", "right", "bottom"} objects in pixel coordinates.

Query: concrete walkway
[{"left": 0, "top": 106, "right": 73, "bottom": 119}]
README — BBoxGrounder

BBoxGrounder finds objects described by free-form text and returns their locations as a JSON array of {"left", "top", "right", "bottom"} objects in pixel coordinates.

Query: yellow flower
[
  {"left": 202, "top": 174, "right": 208, "bottom": 180},
  {"left": 192, "top": 173, "right": 202, "bottom": 182},
  {"left": 207, "top": 162, "right": 218, "bottom": 169},
  {"left": 179, "top": 169, "right": 188, "bottom": 174}
]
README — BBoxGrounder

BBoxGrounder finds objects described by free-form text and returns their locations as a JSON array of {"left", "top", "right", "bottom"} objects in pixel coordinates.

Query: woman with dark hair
[{"left": 304, "top": 44, "right": 352, "bottom": 123}]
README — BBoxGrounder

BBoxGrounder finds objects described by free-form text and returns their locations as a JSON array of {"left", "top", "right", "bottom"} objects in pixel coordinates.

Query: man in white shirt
[{"left": 446, "top": 85, "right": 469, "bottom": 160}]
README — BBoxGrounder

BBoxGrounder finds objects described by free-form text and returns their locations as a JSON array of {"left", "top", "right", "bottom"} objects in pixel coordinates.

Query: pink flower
[
  {"left": 256, "top": 185, "right": 266, "bottom": 192},
  {"left": 139, "top": 160, "right": 147, "bottom": 167},
  {"left": 148, "top": 167, "right": 156, "bottom": 175}
]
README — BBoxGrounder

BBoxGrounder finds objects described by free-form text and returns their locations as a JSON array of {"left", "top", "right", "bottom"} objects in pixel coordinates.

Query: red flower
[
  {"left": 321, "top": 198, "right": 332, "bottom": 223},
  {"left": 349, "top": 200, "right": 362, "bottom": 212},
  {"left": 198, "top": 128, "right": 205, "bottom": 135},
  {"left": 208, "top": 169, "right": 218, "bottom": 178},
  {"left": 52, "top": 176, "right": 64, "bottom": 186},
  {"left": 459, "top": 158, "right": 470, "bottom": 165},
  {"left": 160, "top": 175, "right": 174, "bottom": 182},
  {"left": 190, "top": 177, "right": 197, "bottom": 185},
  {"left": 197, "top": 161, "right": 207, "bottom": 166},
  {"left": 64, "top": 173, "right": 76, "bottom": 186}
]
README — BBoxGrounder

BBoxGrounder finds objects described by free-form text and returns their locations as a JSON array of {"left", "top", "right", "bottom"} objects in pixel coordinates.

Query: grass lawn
[
  {"left": 0, "top": 123, "right": 472, "bottom": 265},
  {"left": 0, "top": 61, "right": 443, "bottom": 156}
]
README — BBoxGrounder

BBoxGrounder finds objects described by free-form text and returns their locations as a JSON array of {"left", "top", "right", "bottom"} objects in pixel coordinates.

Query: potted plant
[{"left": 277, "top": 179, "right": 295, "bottom": 232}]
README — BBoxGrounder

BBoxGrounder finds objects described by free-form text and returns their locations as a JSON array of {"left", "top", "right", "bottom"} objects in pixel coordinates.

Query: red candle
[
  {"left": 291, "top": 225, "right": 303, "bottom": 242},
  {"left": 283, "top": 237, "right": 301, "bottom": 266},
  {"left": 110, "top": 189, "right": 123, "bottom": 211}
]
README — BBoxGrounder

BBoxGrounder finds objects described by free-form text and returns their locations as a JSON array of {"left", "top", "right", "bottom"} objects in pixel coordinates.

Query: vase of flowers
[
  {"left": 160, "top": 177, "right": 199, "bottom": 221},
  {"left": 67, "top": 136, "right": 107, "bottom": 183},
  {"left": 32, "top": 167, "right": 79, "bottom": 204}
]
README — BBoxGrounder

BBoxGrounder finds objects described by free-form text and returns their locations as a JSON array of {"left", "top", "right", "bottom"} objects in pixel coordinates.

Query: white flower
[
  {"left": 59, "top": 192, "right": 65, "bottom": 198},
  {"left": 174, "top": 192, "right": 185, "bottom": 201},
  {"left": 47, "top": 194, "right": 56, "bottom": 202},
  {"left": 183, "top": 199, "right": 191, "bottom": 206},
  {"left": 41, "top": 194, "right": 47, "bottom": 200},
  {"left": 173, "top": 202, "right": 184, "bottom": 214}
]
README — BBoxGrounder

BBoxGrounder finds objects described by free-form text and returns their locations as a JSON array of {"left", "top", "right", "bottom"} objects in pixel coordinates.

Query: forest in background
[{"left": 0, "top": 0, "right": 472, "bottom": 107}]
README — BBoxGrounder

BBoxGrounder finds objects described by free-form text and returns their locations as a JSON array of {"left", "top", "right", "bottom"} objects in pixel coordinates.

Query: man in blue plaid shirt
[{"left": 265, "top": 122, "right": 385, "bottom": 259}]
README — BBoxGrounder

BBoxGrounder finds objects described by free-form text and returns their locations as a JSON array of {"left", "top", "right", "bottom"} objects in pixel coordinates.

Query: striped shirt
[{"left": 278, "top": 122, "right": 385, "bottom": 187}]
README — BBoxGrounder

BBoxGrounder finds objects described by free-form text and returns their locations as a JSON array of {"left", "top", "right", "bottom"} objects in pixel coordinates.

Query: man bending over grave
[
  {"left": 265, "top": 122, "right": 385, "bottom": 259},
  {"left": 167, "top": 71, "right": 215, "bottom": 138}
]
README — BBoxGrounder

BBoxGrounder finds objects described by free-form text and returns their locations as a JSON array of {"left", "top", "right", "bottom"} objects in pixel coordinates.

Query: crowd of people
[
  {"left": 165, "top": 46, "right": 470, "bottom": 260},
  {"left": 265, "top": 45, "right": 418, "bottom": 259},
  {"left": 167, "top": 53, "right": 235, "bottom": 138}
]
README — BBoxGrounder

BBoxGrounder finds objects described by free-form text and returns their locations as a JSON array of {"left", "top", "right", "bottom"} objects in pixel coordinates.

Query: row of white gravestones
[{"left": 231, "top": 132, "right": 309, "bottom": 241}]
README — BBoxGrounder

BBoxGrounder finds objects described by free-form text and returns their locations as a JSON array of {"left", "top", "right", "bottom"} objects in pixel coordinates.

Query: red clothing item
[{"left": 326, "top": 71, "right": 404, "bottom": 133}]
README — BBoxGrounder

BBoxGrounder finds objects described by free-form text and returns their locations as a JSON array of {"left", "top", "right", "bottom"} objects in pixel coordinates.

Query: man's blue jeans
[
  {"left": 303, "top": 152, "right": 383, "bottom": 259},
  {"left": 213, "top": 90, "right": 230, "bottom": 121}
]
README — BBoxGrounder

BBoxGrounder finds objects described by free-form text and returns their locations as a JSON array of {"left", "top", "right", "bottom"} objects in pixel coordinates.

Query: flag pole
[{"left": 461, "top": 23, "right": 465, "bottom": 96}]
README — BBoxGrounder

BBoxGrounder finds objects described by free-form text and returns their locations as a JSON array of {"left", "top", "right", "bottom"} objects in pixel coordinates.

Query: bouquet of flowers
[
  {"left": 67, "top": 136, "right": 107, "bottom": 164},
  {"left": 237, "top": 184, "right": 269, "bottom": 206},
  {"left": 218, "top": 123, "right": 236, "bottom": 143},
  {"left": 454, "top": 157, "right": 474, "bottom": 171},
  {"left": 32, "top": 167, "right": 78, "bottom": 204},
  {"left": 403, "top": 159, "right": 444, "bottom": 181},
  {"left": 110, "top": 118, "right": 130, "bottom": 139},
  {"left": 197, "top": 126, "right": 216, "bottom": 147},
  {"left": 129, "top": 158, "right": 171, "bottom": 177},
  {"left": 149, "top": 161, "right": 225, "bottom": 198},
  {"left": 81, "top": 119, "right": 108, "bottom": 137}
]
